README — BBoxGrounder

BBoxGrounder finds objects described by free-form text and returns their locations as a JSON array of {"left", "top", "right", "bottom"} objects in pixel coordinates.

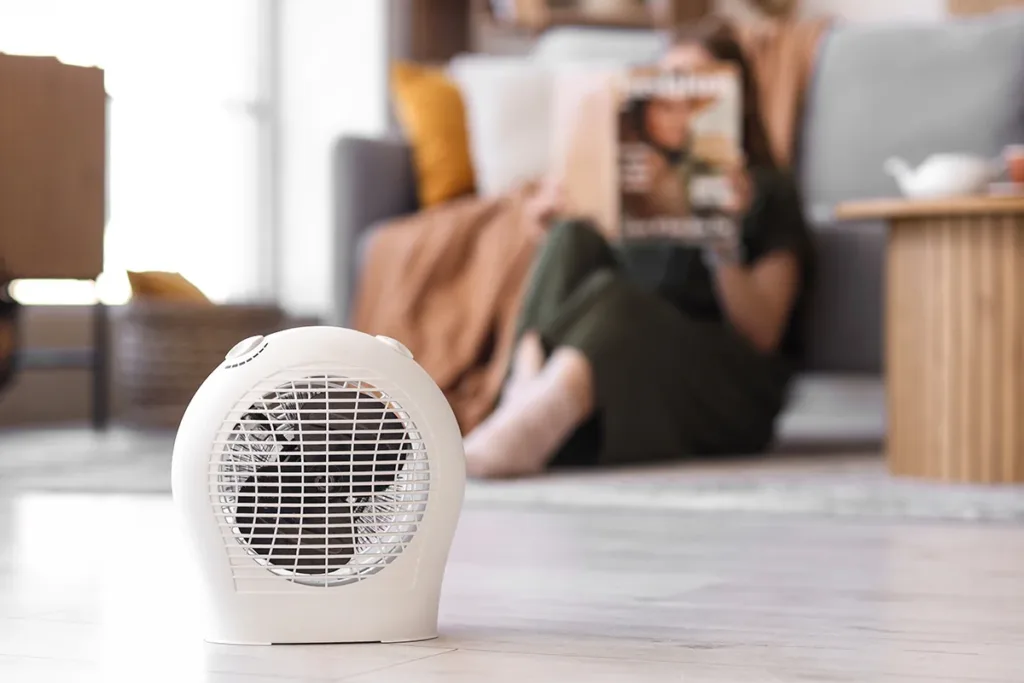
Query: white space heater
[{"left": 171, "top": 326, "right": 465, "bottom": 645}]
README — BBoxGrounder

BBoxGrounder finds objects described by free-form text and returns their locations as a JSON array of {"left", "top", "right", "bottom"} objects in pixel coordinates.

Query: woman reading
[{"left": 463, "top": 19, "right": 815, "bottom": 478}]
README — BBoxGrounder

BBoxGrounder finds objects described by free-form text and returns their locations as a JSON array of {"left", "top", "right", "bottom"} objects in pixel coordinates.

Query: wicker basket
[{"left": 113, "top": 302, "right": 286, "bottom": 427}]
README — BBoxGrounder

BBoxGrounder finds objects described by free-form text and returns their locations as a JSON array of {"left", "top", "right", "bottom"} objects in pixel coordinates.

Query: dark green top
[{"left": 617, "top": 168, "right": 815, "bottom": 361}]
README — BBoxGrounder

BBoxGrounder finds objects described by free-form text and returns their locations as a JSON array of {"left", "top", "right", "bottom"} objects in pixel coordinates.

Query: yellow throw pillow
[
  {"left": 390, "top": 61, "right": 475, "bottom": 208},
  {"left": 126, "top": 271, "right": 213, "bottom": 305}
]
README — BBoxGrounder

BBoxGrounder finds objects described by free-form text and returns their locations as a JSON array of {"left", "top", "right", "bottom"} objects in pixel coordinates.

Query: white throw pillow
[
  {"left": 448, "top": 55, "right": 554, "bottom": 197},
  {"left": 449, "top": 54, "right": 633, "bottom": 198}
]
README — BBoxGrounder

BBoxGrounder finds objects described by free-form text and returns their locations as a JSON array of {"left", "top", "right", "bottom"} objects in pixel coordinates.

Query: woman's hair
[{"left": 669, "top": 17, "right": 777, "bottom": 170}]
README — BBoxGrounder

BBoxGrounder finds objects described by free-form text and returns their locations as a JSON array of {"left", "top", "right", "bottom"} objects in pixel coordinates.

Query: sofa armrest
[{"left": 332, "top": 135, "right": 418, "bottom": 324}]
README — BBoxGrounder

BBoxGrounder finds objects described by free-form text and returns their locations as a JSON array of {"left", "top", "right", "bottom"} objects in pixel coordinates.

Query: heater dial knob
[
  {"left": 376, "top": 335, "right": 413, "bottom": 359},
  {"left": 225, "top": 335, "right": 264, "bottom": 361}
]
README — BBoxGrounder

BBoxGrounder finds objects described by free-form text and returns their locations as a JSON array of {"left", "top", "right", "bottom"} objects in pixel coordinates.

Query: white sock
[{"left": 465, "top": 349, "right": 592, "bottom": 478}]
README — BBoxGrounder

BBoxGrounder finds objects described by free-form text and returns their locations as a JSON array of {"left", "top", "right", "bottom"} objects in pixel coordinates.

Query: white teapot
[{"left": 883, "top": 153, "right": 1004, "bottom": 199}]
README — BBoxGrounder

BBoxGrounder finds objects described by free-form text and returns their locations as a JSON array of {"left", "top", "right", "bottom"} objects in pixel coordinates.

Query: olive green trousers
[{"left": 513, "top": 219, "right": 792, "bottom": 466}]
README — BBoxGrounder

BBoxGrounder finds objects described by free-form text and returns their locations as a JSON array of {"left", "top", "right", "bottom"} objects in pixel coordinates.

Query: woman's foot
[{"left": 464, "top": 347, "right": 594, "bottom": 479}]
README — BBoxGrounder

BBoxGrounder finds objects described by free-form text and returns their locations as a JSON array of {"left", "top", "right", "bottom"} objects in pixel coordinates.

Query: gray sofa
[{"left": 333, "top": 13, "right": 1024, "bottom": 450}]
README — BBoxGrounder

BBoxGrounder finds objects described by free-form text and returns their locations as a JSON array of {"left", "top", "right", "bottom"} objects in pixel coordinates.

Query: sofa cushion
[
  {"left": 448, "top": 56, "right": 623, "bottom": 197},
  {"left": 449, "top": 55, "right": 554, "bottom": 197},
  {"left": 800, "top": 11, "right": 1024, "bottom": 212}
]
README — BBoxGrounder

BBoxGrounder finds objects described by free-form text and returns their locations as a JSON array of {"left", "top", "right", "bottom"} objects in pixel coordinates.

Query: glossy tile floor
[{"left": 2, "top": 438, "right": 1024, "bottom": 681}]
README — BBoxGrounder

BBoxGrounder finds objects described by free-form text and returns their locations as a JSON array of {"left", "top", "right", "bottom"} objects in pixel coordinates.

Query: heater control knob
[
  {"left": 376, "top": 335, "right": 413, "bottom": 359},
  {"left": 225, "top": 335, "right": 264, "bottom": 361}
]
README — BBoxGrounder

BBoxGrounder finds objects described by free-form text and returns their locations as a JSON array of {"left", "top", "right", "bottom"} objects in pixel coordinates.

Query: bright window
[{"left": 0, "top": 0, "right": 267, "bottom": 305}]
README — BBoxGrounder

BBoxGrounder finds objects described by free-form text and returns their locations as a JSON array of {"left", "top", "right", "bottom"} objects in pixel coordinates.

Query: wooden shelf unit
[{"left": 476, "top": 0, "right": 712, "bottom": 35}]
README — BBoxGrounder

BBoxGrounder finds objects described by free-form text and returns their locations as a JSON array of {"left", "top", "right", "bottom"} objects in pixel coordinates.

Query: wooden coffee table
[{"left": 836, "top": 195, "right": 1024, "bottom": 484}]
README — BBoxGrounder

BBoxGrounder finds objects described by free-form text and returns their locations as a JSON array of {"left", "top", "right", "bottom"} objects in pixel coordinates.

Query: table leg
[
  {"left": 887, "top": 212, "right": 1024, "bottom": 483},
  {"left": 91, "top": 297, "right": 110, "bottom": 430}
]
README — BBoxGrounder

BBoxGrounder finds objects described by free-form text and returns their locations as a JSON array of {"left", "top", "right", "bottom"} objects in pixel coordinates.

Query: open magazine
[{"left": 617, "top": 62, "right": 742, "bottom": 246}]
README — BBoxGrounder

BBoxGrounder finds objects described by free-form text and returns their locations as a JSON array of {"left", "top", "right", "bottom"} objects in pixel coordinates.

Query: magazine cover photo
[{"left": 618, "top": 62, "right": 742, "bottom": 245}]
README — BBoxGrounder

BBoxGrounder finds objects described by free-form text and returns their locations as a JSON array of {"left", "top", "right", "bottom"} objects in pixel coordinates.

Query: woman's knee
[
  {"left": 546, "top": 218, "right": 611, "bottom": 260},
  {"left": 571, "top": 269, "right": 636, "bottom": 315}
]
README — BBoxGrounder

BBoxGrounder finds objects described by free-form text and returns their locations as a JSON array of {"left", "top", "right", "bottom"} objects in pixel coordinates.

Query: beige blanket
[{"left": 351, "top": 186, "right": 539, "bottom": 433}]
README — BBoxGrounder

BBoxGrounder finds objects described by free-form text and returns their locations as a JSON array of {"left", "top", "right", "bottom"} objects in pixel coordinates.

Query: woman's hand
[
  {"left": 703, "top": 159, "right": 752, "bottom": 264},
  {"left": 525, "top": 175, "right": 566, "bottom": 230},
  {"left": 722, "top": 158, "right": 754, "bottom": 218}
]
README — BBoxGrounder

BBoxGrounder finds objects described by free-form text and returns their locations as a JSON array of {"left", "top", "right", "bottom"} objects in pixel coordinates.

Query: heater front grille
[{"left": 210, "top": 372, "right": 429, "bottom": 591}]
